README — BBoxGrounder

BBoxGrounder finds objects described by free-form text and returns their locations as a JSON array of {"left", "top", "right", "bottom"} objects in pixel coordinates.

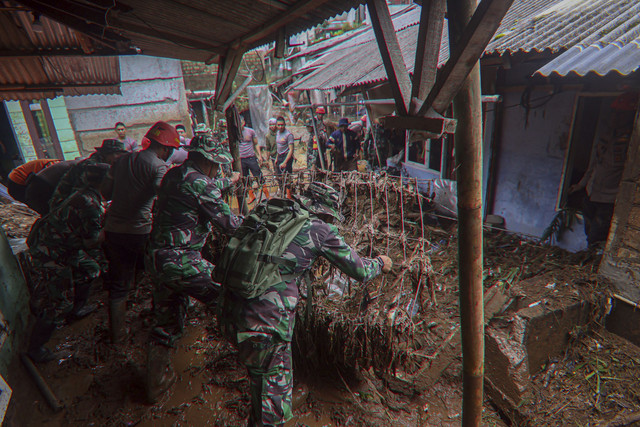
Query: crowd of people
[{"left": 7, "top": 113, "right": 394, "bottom": 426}]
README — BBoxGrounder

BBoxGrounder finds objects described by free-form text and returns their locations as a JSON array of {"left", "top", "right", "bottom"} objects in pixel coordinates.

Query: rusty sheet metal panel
[{"left": 0, "top": 4, "right": 122, "bottom": 100}]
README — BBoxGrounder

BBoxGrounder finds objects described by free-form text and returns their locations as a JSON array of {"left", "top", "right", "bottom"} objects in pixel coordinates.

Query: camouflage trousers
[
  {"left": 219, "top": 284, "right": 297, "bottom": 426},
  {"left": 29, "top": 249, "right": 102, "bottom": 323},
  {"left": 148, "top": 248, "right": 220, "bottom": 347}
]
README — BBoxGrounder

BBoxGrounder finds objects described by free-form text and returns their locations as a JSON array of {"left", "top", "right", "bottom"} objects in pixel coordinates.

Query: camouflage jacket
[
  {"left": 49, "top": 152, "right": 106, "bottom": 209},
  {"left": 221, "top": 217, "right": 383, "bottom": 342},
  {"left": 29, "top": 185, "right": 105, "bottom": 263},
  {"left": 149, "top": 159, "right": 241, "bottom": 253}
]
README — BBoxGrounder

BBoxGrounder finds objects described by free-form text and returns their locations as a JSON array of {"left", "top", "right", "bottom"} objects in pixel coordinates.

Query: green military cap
[
  {"left": 185, "top": 134, "right": 233, "bottom": 164},
  {"left": 299, "top": 181, "right": 344, "bottom": 221}
]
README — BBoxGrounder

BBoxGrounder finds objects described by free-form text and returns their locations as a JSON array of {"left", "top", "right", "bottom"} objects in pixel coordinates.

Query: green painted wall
[
  {"left": 47, "top": 97, "right": 80, "bottom": 160},
  {"left": 0, "top": 229, "right": 30, "bottom": 377},
  {"left": 4, "top": 101, "right": 37, "bottom": 162}
]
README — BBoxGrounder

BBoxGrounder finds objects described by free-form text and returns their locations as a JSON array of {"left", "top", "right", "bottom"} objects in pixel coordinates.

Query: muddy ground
[{"left": 1, "top": 174, "right": 639, "bottom": 426}]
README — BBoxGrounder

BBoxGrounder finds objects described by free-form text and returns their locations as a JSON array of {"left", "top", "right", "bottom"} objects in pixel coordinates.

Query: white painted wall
[{"left": 64, "top": 55, "right": 190, "bottom": 153}]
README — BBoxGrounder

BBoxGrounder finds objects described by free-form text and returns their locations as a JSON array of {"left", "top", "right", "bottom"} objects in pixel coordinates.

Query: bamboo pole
[{"left": 447, "top": 0, "right": 485, "bottom": 425}]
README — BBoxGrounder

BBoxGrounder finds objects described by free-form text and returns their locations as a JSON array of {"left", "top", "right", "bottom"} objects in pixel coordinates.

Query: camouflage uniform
[
  {"left": 219, "top": 217, "right": 383, "bottom": 426},
  {"left": 49, "top": 139, "right": 126, "bottom": 210},
  {"left": 147, "top": 159, "right": 241, "bottom": 346},
  {"left": 28, "top": 185, "right": 106, "bottom": 323}
]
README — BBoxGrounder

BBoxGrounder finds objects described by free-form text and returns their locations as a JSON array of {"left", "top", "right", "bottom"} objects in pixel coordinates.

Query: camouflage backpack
[{"left": 215, "top": 197, "right": 310, "bottom": 299}]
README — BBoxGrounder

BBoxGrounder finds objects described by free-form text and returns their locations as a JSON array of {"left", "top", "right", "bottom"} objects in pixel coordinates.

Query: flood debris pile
[{"left": 0, "top": 199, "right": 38, "bottom": 239}]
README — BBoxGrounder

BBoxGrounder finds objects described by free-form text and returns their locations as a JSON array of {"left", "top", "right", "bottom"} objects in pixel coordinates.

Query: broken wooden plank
[
  {"left": 366, "top": 0, "right": 413, "bottom": 116},
  {"left": 378, "top": 111, "right": 456, "bottom": 135},
  {"left": 410, "top": 0, "right": 446, "bottom": 114},
  {"left": 417, "top": 0, "right": 515, "bottom": 115}
]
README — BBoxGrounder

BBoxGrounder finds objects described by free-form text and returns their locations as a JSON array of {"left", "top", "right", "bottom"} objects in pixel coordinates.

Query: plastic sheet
[{"left": 247, "top": 85, "right": 272, "bottom": 147}]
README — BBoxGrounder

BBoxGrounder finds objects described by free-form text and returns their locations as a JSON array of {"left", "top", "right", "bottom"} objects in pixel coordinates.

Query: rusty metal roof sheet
[
  {"left": 0, "top": 2, "right": 121, "bottom": 100},
  {"left": 535, "top": 38, "right": 640, "bottom": 76}
]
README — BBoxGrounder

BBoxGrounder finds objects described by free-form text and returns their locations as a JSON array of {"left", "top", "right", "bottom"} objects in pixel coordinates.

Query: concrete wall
[
  {"left": 64, "top": 55, "right": 190, "bottom": 154},
  {"left": 489, "top": 88, "right": 587, "bottom": 252}
]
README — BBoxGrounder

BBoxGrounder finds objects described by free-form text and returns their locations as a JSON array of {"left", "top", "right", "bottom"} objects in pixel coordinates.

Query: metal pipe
[
  {"left": 21, "top": 354, "right": 64, "bottom": 412},
  {"left": 293, "top": 98, "right": 395, "bottom": 109},
  {"left": 448, "top": 0, "right": 485, "bottom": 424}
]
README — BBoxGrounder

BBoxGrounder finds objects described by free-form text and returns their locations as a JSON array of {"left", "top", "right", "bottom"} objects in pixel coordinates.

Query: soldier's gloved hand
[
  {"left": 378, "top": 255, "right": 393, "bottom": 273},
  {"left": 230, "top": 172, "right": 241, "bottom": 184}
]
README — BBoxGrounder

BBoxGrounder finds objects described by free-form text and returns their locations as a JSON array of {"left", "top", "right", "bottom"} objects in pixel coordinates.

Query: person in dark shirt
[{"left": 327, "top": 118, "right": 360, "bottom": 171}]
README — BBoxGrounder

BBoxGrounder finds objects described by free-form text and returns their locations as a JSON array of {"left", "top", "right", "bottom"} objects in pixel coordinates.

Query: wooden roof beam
[
  {"left": 417, "top": 0, "right": 514, "bottom": 116},
  {"left": 213, "top": 47, "right": 244, "bottom": 112},
  {"left": 378, "top": 111, "right": 456, "bottom": 136},
  {"left": 410, "top": 0, "right": 446, "bottom": 114},
  {"left": 366, "top": 0, "right": 412, "bottom": 116}
]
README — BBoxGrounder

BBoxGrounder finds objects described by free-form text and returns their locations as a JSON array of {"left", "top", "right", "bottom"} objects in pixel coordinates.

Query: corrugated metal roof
[
  {"left": 292, "top": 0, "right": 640, "bottom": 91},
  {"left": 487, "top": 0, "right": 640, "bottom": 55},
  {"left": 535, "top": 39, "right": 640, "bottom": 76},
  {"left": 18, "top": 0, "right": 369, "bottom": 63},
  {"left": 0, "top": 3, "right": 121, "bottom": 100},
  {"left": 291, "top": 6, "right": 448, "bottom": 91}
]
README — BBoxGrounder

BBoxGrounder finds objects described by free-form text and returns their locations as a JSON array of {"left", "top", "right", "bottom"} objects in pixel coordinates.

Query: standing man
[
  {"left": 168, "top": 124, "right": 190, "bottom": 165},
  {"left": 304, "top": 119, "right": 319, "bottom": 170},
  {"left": 115, "top": 122, "right": 138, "bottom": 152},
  {"left": 264, "top": 118, "right": 278, "bottom": 170},
  {"left": 219, "top": 182, "right": 393, "bottom": 426},
  {"left": 274, "top": 117, "right": 295, "bottom": 198},
  {"left": 327, "top": 118, "right": 360, "bottom": 172},
  {"left": 49, "top": 139, "right": 127, "bottom": 210},
  {"left": 570, "top": 92, "right": 638, "bottom": 246},
  {"left": 145, "top": 134, "right": 241, "bottom": 402},
  {"left": 102, "top": 121, "right": 179, "bottom": 344},
  {"left": 26, "top": 163, "right": 110, "bottom": 362},
  {"left": 239, "top": 117, "right": 265, "bottom": 203}
]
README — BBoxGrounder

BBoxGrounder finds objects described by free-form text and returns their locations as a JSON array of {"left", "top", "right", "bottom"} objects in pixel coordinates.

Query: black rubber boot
[
  {"left": 66, "top": 280, "right": 97, "bottom": 323},
  {"left": 109, "top": 299, "right": 128, "bottom": 344},
  {"left": 27, "top": 318, "right": 57, "bottom": 363},
  {"left": 145, "top": 344, "right": 176, "bottom": 404}
]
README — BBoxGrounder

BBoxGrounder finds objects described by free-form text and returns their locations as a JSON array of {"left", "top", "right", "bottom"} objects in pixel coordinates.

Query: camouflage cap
[
  {"left": 185, "top": 134, "right": 232, "bottom": 164},
  {"left": 95, "top": 138, "right": 127, "bottom": 154},
  {"left": 300, "top": 181, "right": 344, "bottom": 221},
  {"left": 194, "top": 123, "right": 211, "bottom": 134}
]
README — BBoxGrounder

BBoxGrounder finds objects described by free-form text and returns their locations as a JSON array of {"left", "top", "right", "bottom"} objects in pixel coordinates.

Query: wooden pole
[
  {"left": 448, "top": 0, "right": 484, "bottom": 425},
  {"left": 225, "top": 104, "right": 249, "bottom": 214}
]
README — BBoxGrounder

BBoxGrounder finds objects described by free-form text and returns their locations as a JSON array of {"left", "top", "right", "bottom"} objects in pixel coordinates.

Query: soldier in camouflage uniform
[
  {"left": 49, "top": 139, "right": 127, "bottom": 210},
  {"left": 26, "top": 163, "right": 110, "bottom": 363},
  {"left": 219, "top": 182, "right": 393, "bottom": 426},
  {"left": 145, "top": 134, "right": 241, "bottom": 403}
]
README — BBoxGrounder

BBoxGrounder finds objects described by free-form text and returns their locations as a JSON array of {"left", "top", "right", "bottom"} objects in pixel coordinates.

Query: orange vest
[{"left": 8, "top": 159, "right": 59, "bottom": 185}]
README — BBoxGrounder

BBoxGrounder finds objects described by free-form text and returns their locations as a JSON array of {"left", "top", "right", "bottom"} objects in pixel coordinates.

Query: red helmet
[
  {"left": 315, "top": 106, "right": 326, "bottom": 114},
  {"left": 361, "top": 115, "right": 367, "bottom": 123},
  {"left": 141, "top": 136, "right": 151, "bottom": 150},
  {"left": 144, "top": 121, "right": 180, "bottom": 148}
]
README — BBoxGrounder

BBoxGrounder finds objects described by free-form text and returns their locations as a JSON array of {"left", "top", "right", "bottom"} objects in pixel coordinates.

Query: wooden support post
[
  {"left": 410, "top": 0, "right": 446, "bottom": 114},
  {"left": 418, "top": 0, "right": 514, "bottom": 115},
  {"left": 214, "top": 47, "right": 245, "bottom": 111},
  {"left": 366, "top": 0, "right": 412, "bottom": 116},
  {"left": 448, "top": 0, "right": 485, "bottom": 424},
  {"left": 225, "top": 105, "right": 248, "bottom": 214}
]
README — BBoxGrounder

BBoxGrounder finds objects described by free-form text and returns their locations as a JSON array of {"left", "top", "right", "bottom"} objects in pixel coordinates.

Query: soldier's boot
[
  {"left": 67, "top": 280, "right": 97, "bottom": 323},
  {"left": 109, "top": 298, "right": 128, "bottom": 344},
  {"left": 27, "top": 318, "right": 58, "bottom": 363},
  {"left": 247, "top": 189, "right": 256, "bottom": 204},
  {"left": 262, "top": 185, "right": 270, "bottom": 200},
  {"left": 145, "top": 344, "right": 176, "bottom": 404}
]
